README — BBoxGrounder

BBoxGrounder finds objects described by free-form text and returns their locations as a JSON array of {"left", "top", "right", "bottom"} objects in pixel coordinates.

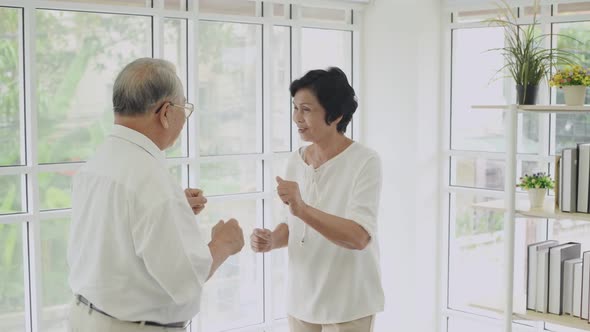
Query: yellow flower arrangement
[{"left": 549, "top": 65, "right": 590, "bottom": 88}]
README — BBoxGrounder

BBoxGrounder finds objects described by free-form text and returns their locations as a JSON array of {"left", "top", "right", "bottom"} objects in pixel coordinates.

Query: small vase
[
  {"left": 527, "top": 188, "right": 546, "bottom": 209},
  {"left": 516, "top": 84, "right": 539, "bottom": 105},
  {"left": 562, "top": 85, "right": 587, "bottom": 106}
]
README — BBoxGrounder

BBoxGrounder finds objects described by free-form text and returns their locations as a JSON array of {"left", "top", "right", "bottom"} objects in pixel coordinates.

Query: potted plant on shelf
[
  {"left": 516, "top": 172, "right": 554, "bottom": 209},
  {"left": 487, "top": 0, "right": 577, "bottom": 105},
  {"left": 549, "top": 65, "right": 590, "bottom": 106}
]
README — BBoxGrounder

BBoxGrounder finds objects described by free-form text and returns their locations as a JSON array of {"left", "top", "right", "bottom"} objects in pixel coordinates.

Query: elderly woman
[{"left": 250, "top": 67, "right": 384, "bottom": 332}]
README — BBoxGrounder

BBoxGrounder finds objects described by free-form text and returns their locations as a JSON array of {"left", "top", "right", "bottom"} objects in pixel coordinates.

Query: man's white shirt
[{"left": 68, "top": 125, "right": 212, "bottom": 324}]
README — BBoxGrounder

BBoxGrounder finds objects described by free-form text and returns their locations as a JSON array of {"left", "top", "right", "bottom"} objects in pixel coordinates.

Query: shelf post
[{"left": 503, "top": 104, "right": 518, "bottom": 332}]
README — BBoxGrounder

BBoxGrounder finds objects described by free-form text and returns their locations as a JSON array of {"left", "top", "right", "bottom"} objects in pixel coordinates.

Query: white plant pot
[
  {"left": 527, "top": 188, "right": 546, "bottom": 209},
  {"left": 562, "top": 85, "right": 587, "bottom": 106}
]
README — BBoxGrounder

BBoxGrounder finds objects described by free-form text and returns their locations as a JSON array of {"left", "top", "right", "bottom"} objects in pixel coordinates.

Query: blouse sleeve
[{"left": 344, "top": 154, "right": 382, "bottom": 239}]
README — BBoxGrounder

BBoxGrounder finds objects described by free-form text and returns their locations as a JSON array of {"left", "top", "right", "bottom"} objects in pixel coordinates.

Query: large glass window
[
  {"left": 199, "top": 160, "right": 262, "bottom": 195},
  {"left": 300, "top": 6, "right": 349, "bottom": 23},
  {"left": 163, "top": 18, "right": 189, "bottom": 158},
  {"left": 35, "top": 10, "right": 151, "bottom": 164},
  {"left": 0, "top": 223, "right": 25, "bottom": 332},
  {"left": 451, "top": 28, "right": 541, "bottom": 154},
  {"left": 553, "top": 22, "right": 590, "bottom": 154},
  {"left": 41, "top": 219, "right": 71, "bottom": 331},
  {"left": 39, "top": 172, "right": 74, "bottom": 211},
  {"left": 451, "top": 28, "right": 504, "bottom": 152},
  {"left": 450, "top": 157, "right": 544, "bottom": 191},
  {"left": 272, "top": 26, "right": 292, "bottom": 152},
  {"left": 45, "top": 0, "right": 148, "bottom": 7},
  {"left": 0, "top": 2, "right": 356, "bottom": 331},
  {"left": 0, "top": 7, "right": 22, "bottom": 167},
  {"left": 448, "top": 192, "right": 538, "bottom": 313},
  {"left": 0, "top": 176, "right": 25, "bottom": 214},
  {"left": 301, "top": 28, "right": 352, "bottom": 79},
  {"left": 446, "top": 5, "right": 590, "bottom": 332},
  {"left": 198, "top": 22, "right": 262, "bottom": 156},
  {"left": 199, "top": 0, "right": 258, "bottom": 17},
  {"left": 198, "top": 199, "right": 263, "bottom": 331},
  {"left": 447, "top": 316, "right": 504, "bottom": 332}
]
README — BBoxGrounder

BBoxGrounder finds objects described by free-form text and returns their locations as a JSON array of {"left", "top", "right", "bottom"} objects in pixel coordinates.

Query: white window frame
[
  {"left": 0, "top": 1, "right": 362, "bottom": 331},
  {"left": 442, "top": 1, "right": 590, "bottom": 331}
]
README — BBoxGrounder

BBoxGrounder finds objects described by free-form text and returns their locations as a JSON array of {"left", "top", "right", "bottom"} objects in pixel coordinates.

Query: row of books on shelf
[
  {"left": 527, "top": 241, "right": 590, "bottom": 321},
  {"left": 558, "top": 143, "right": 590, "bottom": 213}
]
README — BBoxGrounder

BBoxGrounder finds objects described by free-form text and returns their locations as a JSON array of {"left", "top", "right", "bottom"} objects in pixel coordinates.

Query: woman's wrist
[
  {"left": 292, "top": 201, "right": 309, "bottom": 219},
  {"left": 270, "top": 223, "right": 289, "bottom": 249}
]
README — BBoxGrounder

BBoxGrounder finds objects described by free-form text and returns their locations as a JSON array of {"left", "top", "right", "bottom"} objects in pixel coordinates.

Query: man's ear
[{"left": 158, "top": 103, "right": 170, "bottom": 129}]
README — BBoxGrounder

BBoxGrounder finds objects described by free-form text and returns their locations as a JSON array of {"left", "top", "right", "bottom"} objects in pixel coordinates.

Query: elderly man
[{"left": 67, "top": 58, "right": 244, "bottom": 332}]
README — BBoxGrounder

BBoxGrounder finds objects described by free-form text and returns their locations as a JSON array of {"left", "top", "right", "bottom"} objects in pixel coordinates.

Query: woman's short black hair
[{"left": 289, "top": 67, "right": 357, "bottom": 133}]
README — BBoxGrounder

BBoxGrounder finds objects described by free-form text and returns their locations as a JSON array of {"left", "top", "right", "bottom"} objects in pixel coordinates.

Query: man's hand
[
  {"left": 207, "top": 219, "right": 244, "bottom": 279},
  {"left": 210, "top": 219, "right": 244, "bottom": 256},
  {"left": 276, "top": 176, "right": 306, "bottom": 217},
  {"left": 185, "top": 188, "right": 207, "bottom": 215},
  {"left": 250, "top": 228, "right": 273, "bottom": 253}
]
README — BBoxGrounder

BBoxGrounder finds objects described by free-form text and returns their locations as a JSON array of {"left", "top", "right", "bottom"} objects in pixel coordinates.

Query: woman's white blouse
[{"left": 284, "top": 142, "right": 385, "bottom": 324}]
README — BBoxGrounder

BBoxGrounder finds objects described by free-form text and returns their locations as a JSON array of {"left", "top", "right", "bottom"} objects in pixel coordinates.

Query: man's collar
[{"left": 110, "top": 125, "right": 166, "bottom": 164}]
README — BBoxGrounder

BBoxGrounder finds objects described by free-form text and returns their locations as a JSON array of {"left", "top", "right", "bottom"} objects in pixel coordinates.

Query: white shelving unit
[
  {"left": 470, "top": 304, "right": 590, "bottom": 331},
  {"left": 471, "top": 104, "right": 590, "bottom": 332},
  {"left": 473, "top": 197, "right": 590, "bottom": 223}
]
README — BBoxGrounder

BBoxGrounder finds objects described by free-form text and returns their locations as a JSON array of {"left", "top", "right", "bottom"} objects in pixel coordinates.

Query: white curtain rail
[
  {"left": 265, "top": 0, "right": 369, "bottom": 10},
  {"left": 0, "top": 0, "right": 368, "bottom": 13},
  {"left": 445, "top": 0, "right": 590, "bottom": 12}
]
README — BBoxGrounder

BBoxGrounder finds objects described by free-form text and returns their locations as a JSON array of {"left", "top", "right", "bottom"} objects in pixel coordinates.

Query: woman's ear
[{"left": 158, "top": 103, "right": 170, "bottom": 129}]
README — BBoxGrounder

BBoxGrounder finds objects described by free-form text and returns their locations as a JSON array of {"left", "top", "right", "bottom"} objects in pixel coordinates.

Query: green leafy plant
[
  {"left": 487, "top": 0, "right": 578, "bottom": 88},
  {"left": 516, "top": 172, "right": 554, "bottom": 190}
]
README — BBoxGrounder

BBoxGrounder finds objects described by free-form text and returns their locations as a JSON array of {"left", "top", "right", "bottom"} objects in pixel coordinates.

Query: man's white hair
[{"left": 112, "top": 58, "right": 183, "bottom": 116}]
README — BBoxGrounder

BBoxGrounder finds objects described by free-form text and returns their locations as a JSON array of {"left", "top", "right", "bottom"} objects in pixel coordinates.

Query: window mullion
[
  {"left": 22, "top": 3, "right": 43, "bottom": 332},
  {"left": 261, "top": 18, "right": 274, "bottom": 323}
]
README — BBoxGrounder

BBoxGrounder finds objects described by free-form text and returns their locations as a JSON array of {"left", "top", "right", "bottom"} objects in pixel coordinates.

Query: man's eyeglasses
[{"left": 155, "top": 102, "right": 194, "bottom": 119}]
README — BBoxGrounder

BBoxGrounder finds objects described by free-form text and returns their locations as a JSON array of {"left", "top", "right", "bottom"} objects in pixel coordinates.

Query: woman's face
[{"left": 292, "top": 88, "right": 338, "bottom": 143}]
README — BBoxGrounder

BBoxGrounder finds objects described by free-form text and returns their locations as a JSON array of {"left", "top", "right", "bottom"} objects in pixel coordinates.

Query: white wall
[{"left": 360, "top": 0, "right": 442, "bottom": 331}]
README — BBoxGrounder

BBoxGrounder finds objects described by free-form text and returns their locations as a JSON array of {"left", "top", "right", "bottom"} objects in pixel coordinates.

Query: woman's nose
[{"left": 293, "top": 110, "right": 302, "bottom": 123}]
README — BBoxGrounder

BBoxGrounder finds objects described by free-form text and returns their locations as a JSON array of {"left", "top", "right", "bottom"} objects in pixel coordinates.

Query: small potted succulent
[
  {"left": 517, "top": 172, "right": 554, "bottom": 209},
  {"left": 549, "top": 65, "right": 590, "bottom": 106}
]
